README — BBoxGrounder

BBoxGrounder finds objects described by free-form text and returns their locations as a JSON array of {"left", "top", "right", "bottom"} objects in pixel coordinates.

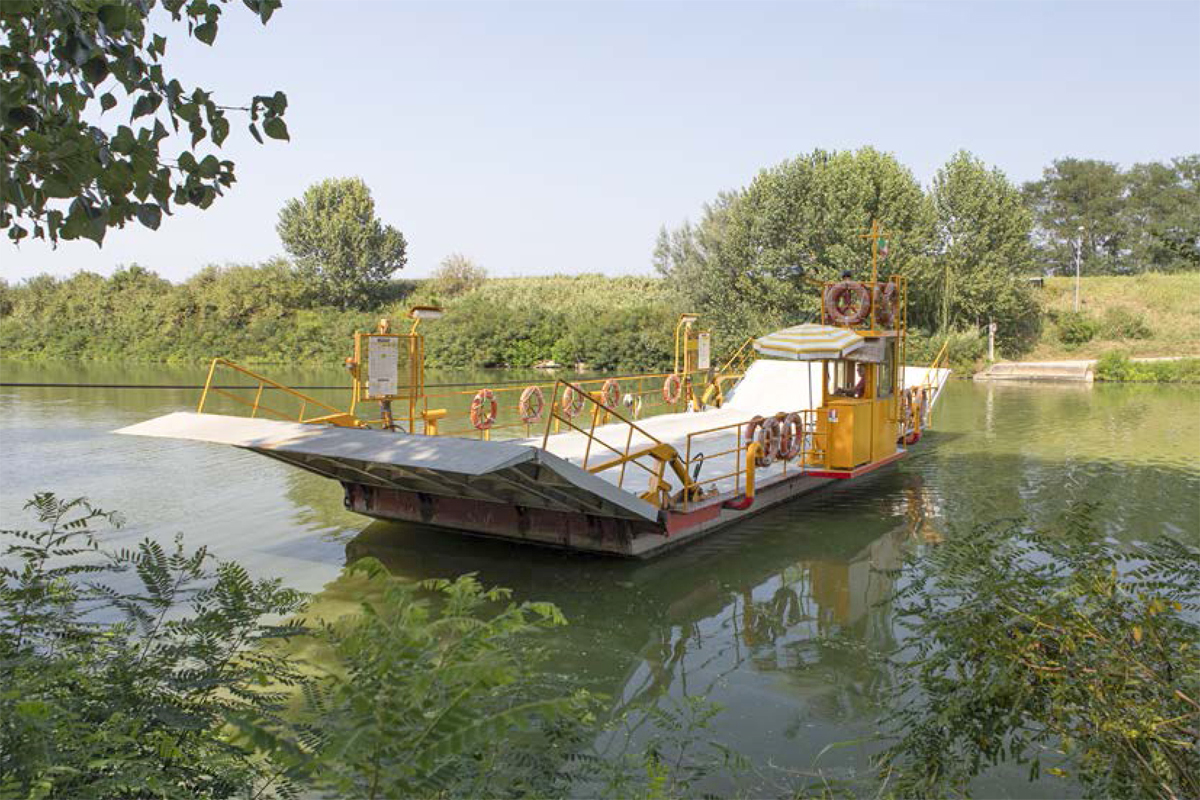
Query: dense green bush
[
  {"left": 0, "top": 494, "right": 309, "bottom": 799},
  {"left": 905, "top": 328, "right": 986, "bottom": 375},
  {"left": 880, "top": 505, "right": 1200, "bottom": 799},
  {"left": 1055, "top": 310, "right": 1100, "bottom": 345},
  {"left": 1101, "top": 307, "right": 1152, "bottom": 340},
  {"left": 1095, "top": 351, "right": 1200, "bottom": 382},
  {"left": 0, "top": 267, "right": 680, "bottom": 371}
]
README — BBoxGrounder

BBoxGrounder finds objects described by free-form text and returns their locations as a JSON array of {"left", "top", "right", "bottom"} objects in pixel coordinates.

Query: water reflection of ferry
[
  {"left": 119, "top": 224, "right": 949, "bottom": 557},
  {"left": 335, "top": 472, "right": 940, "bottom": 716}
]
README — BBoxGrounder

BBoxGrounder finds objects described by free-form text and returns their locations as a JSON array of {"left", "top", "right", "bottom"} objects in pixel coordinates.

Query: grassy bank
[{"left": 1028, "top": 273, "right": 1200, "bottom": 360}]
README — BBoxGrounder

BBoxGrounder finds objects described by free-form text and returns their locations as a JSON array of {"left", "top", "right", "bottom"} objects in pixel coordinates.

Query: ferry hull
[{"left": 342, "top": 465, "right": 846, "bottom": 558}]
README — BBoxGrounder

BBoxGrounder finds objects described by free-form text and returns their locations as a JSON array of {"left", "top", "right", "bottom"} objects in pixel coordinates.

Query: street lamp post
[{"left": 1073, "top": 225, "right": 1084, "bottom": 312}]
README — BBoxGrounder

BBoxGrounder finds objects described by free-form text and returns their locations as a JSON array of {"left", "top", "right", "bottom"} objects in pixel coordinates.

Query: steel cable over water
[{"left": 0, "top": 376, "right": 595, "bottom": 390}]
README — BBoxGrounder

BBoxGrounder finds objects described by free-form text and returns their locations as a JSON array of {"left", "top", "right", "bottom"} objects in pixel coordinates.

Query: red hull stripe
[{"left": 804, "top": 450, "right": 906, "bottom": 479}]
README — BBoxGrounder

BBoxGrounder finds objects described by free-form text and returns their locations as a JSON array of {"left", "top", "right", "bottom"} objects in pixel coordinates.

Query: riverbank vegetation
[
  {"left": 4, "top": 493, "right": 1197, "bottom": 799},
  {"left": 1094, "top": 352, "right": 1200, "bottom": 383},
  {"left": 1, "top": 150, "right": 1195, "bottom": 374}
]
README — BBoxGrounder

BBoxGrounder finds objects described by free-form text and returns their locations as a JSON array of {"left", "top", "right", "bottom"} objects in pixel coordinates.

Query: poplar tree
[{"left": 276, "top": 177, "right": 407, "bottom": 310}]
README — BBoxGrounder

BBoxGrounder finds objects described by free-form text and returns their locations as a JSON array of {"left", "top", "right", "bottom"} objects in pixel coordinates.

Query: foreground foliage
[
  {"left": 0, "top": 494, "right": 698, "bottom": 800},
  {"left": 879, "top": 506, "right": 1200, "bottom": 799},
  {"left": 1, "top": 0, "right": 289, "bottom": 245},
  {"left": 0, "top": 493, "right": 308, "bottom": 799},
  {"left": 241, "top": 561, "right": 599, "bottom": 799}
]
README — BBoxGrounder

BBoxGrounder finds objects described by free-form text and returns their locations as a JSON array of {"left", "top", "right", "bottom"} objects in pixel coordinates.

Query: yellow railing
[
  {"left": 680, "top": 409, "right": 828, "bottom": 510},
  {"left": 540, "top": 379, "right": 698, "bottom": 508},
  {"left": 197, "top": 358, "right": 364, "bottom": 427},
  {"left": 702, "top": 336, "right": 758, "bottom": 407},
  {"left": 421, "top": 369, "right": 706, "bottom": 440},
  {"left": 921, "top": 339, "right": 950, "bottom": 428}
]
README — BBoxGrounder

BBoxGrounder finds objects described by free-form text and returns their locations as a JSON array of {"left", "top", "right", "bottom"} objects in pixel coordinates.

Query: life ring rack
[{"left": 824, "top": 280, "right": 872, "bottom": 327}]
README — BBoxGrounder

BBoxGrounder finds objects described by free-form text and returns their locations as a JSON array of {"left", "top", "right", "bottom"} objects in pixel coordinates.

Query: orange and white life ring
[
  {"left": 744, "top": 415, "right": 779, "bottom": 466},
  {"left": 777, "top": 412, "right": 805, "bottom": 461},
  {"left": 824, "top": 281, "right": 871, "bottom": 326},
  {"left": 560, "top": 385, "right": 585, "bottom": 419},
  {"left": 662, "top": 373, "right": 683, "bottom": 404},
  {"left": 518, "top": 385, "right": 544, "bottom": 423},
  {"left": 601, "top": 379, "right": 620, "bottom": 410},
  {"left": 470, "top": 389, "right": 498, "bottom": 430},
  {"left": 873, "top": 282, "right": 899, "bottom": 329}
]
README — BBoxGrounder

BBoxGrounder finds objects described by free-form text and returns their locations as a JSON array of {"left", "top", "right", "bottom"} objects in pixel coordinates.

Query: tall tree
[
  {"left": 655, "top": 148, "right": 933, "bottom": 346},
  {"left": 915, "top": 150, "right": 1038, "bottom": 344},
  {"left": 276, "top": 177, "right": 407, "bottom": 309},
  {"left": 1, "top": 0, "right": 289, "bottom": 246},
  {"left": 1124, "top": 155, "right": 1200, "bottom": 273},
  {"left": 1022, "top": 158, "right": 1127, "bottom": 275}
]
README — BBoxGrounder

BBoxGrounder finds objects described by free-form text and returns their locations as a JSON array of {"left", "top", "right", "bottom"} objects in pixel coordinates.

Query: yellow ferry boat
[{"left": 119, "top": 227, "right": 950, "bottom": 557}]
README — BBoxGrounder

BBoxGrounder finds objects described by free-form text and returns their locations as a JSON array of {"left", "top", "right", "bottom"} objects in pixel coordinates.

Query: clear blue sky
[{"left": 5, "top": 0, "right": 1198, "bottom": 282}]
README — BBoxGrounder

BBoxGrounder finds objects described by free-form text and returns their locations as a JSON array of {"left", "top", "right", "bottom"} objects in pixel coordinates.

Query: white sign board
[
  {"left": 367, "top": 336, "right": 400, "bottom": 398},
  {"left": 697, "top": 332, "right": 711, "bottom": 370}
]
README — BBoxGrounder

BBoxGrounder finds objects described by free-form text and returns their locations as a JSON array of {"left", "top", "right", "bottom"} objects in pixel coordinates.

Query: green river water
[{"left": 2, "top": 361, "right": 1198, "bottom": 797}]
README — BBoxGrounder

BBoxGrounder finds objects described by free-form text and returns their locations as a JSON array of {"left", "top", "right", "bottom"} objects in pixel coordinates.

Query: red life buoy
[
  {"left": 778, "top": 412, "right": 805, "bottom": 461},
  {"left": 560, "top": 385, "right": 584, "bottom": 419},
  {"left": 518, "top": 385, "right": 544, "bottom": 423},
  {"left": 470, "top": 389, "right": 498, "bottom": 430},
  {"left": 744, "top": 415, "right": 778, "bottom": 466},
  {"left": 601, "top": 379, "right": 620, "bottom": 410},
  {"left": 662, "top": 374, "right": 683, "bottom": 404},
  {"left": 873, "top": 282, "right": 899, "bottom": 329},
  {"left": 824, "top": 281, "right": 871, "bottom": 326}
]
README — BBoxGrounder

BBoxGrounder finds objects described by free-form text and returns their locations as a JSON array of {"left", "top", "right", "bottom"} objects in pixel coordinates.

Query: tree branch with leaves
[{"left": 1, "top": 0, "right": 290, "bottom": 246}]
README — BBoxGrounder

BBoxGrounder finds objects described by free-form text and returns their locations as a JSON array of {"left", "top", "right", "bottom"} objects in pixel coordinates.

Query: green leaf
[
  {"left": 248, "top": 122, "right": 263, "bottom": 144},
  {"left": 136, "top": 203, "right": 162, "bottom": 230},
  {"left": 82, "top": 56, "right": 109, "bottom": 85},
  {"left": 100, "top": 92, "right": 117, "bottom": 112},
  {"left": 211, "top": 115, "right": 230, "bottom": 146},
  {"left": 198, "top": 155, "right": 219, "bottom": 178},
  {"left": 262, "top": 117, "right": 288, "bottom": 141},
  {"left": 6, "top": 106, "right": 38, "bottom": 129},
  {"left": 131, "top": 93, "right": 161, "bottom": 120},
  {"left": 98, "top": 3, "right": 127, "bottom": 31},
  {"left": 194, "top": 21, "right": 217, "bottom": 45}
]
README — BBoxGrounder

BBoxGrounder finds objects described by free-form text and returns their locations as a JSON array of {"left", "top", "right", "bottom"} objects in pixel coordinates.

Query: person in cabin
[{"left": 852, "top": 363, "right": 867, "bottom": 398}]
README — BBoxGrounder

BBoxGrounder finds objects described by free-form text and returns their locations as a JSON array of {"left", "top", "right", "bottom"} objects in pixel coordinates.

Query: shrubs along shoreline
[{"left": 0, "top": 267, "right": 1195, "bottom": 381}]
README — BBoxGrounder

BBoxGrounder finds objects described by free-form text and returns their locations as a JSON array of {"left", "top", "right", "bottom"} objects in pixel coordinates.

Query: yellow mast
[{"left": 858, "top": 219, "right": 892, "bottom": 285}]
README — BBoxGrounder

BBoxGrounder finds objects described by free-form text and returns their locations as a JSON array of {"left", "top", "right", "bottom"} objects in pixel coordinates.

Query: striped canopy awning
[{"left": 753, "top": 323, "right": 865, "bottom": 361}]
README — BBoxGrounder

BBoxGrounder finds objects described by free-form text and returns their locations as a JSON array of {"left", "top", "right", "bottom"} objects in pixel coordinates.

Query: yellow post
[{"left": 197, "top": 358, "right": 219, "bottom": 413}]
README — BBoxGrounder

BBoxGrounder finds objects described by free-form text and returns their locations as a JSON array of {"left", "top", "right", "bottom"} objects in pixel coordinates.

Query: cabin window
[
  {"left": 827, "top": 360, "right": 858, "bottom": 396},
  {"left": 877, "top": 341, "right": 896, "bottom": 398}
]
